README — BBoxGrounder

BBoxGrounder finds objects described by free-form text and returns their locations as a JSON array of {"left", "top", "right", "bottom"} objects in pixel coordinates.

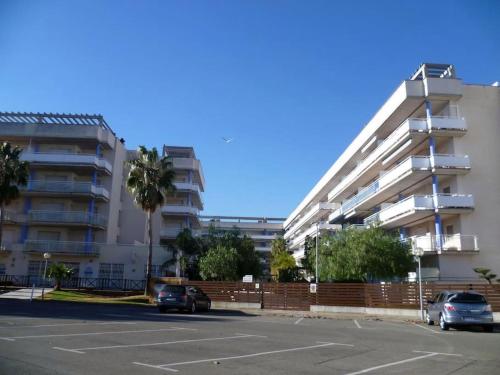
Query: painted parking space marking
[
  {"left": 343, "top": 351, "right": 463, "bottom": 375},
  {"left": 294, "top": 317, "right": 304, "bottom": 325},
  {"left": 133, "top": 341, "right": 355, "bottom": 372},
  {"left": 412, "top": 323, "right": 452, "bottom": 334},
  {"left": 0, "top": 326, "right": 195, "bottom": 341},
  {"left": 53, "top": 333, "right": 268, "bottom": 354},
  {"left": 353, "top": 320, "right": 362, "bottom": 329},
  {"left": 0, "top": 321, "right": 137, "bottom": 329}
]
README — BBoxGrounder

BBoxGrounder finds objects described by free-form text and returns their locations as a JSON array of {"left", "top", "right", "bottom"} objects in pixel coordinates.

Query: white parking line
[
  {"left": 412, "top": 323, "right": 451, "bottom": 334},
  {"left": 53, "top": 333, "right": 267, "bottom": 354},
  {"left": 0, "top": 321, "right": 137, "bottom": 329},
  {"left": 343, "top": 353, "right": 439, "bottom": 375},
  {"left": 353, "top": 320, "right": 362, "bottom": 329},
  {"left": 133, "top": 341, "right": 355, "bottom": 372},
  {"left": 0, "top": 327, "right": 195, "bottom": 341},
  {"left": 413, "top": 350, "right": 462, "bottom": 357},
  {"left": 294, "top": 317, "right": 304, "bottom": 325}
]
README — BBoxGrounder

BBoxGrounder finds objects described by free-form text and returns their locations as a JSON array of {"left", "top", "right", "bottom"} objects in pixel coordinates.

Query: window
[
  {"left": 144, "top": 264, "right": 163, "bottom": 277},
  {"left": 0, "top": 264, "right": 6, "bottom": 276},
  {"left": 442, "top": 186, "right": 451, "bottom": 194},
  {"left": 99, "top": 263, "right": 124, "bottom": 279},
  {"left": 446, "top": 225, "right": 454, "bottom": 235},
  {"left": 37, "top": 231, "right": 61, "bottom": 241}
]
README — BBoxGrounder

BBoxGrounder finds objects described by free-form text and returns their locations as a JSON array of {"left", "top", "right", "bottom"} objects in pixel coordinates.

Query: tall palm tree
[
  {"left": 0, "top": 142, "right": 29, "bottom": 250},
  {"left": 126, "top": 146, "right": 175, "bottom": 294}
]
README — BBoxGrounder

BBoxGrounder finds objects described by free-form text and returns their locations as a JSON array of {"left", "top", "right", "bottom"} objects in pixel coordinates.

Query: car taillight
[
  {"left": 484, "top": 304, "right": 492, "bottom": 312},
  {"left": 159, "top": 291, "right": 167, "bottom": 298},
  {"left": 444, "top": 303, "right": 456, "bottom": 312}
]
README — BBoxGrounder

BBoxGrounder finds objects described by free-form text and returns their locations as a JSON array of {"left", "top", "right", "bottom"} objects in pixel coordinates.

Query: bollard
[{"left": 30, "top": 283, "right": 35, "bottom": 302}]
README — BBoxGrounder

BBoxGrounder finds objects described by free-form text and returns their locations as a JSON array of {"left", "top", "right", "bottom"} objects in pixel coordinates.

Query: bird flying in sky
[{"left": 222, "top": 137, "right": 234, "bottom": 143}]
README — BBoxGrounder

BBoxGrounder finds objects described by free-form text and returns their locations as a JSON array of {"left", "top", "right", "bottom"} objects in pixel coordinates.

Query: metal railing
[
  {"left": 28, "top": 210, "right": 107, "bottom": 227},
  {"left": 21, "top": 180, "right": 109, "bottom": 199},
  {"left": 23, "top": 240, "right": 101, "bottom": 256},
  {"left": 407, "top": 234, "right": 479, "bottom": 253}
]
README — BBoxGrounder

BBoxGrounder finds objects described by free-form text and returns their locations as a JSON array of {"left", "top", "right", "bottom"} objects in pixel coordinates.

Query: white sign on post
[
  {"left": 242, "top": 275, "right": 253, "bottom": 283},
  {"left": 310, "top": 283, "right": 317, "bottom": 294}
]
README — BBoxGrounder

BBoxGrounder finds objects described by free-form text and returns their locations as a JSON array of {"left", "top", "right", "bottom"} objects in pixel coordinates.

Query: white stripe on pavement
[
  {"left": 294, "top": 317, "right": 304, "bottom": 325},
  {"left": 53, "top": 334, "right": 267, "bottom": 353},
  {"left": 353, "top": 320, "right": 362, "bottom": 329},
  {"left": 134, "top": 341, "right": 354, "bottom": 372},
  {"left": 343, "top": 353, "right": 438, "bottom": 375},
  {"left": 0, "top": 327, "right": 195, "bottom": 341},
  {"left": 0, "top": 321, "right": 137, "bottom": 329}
]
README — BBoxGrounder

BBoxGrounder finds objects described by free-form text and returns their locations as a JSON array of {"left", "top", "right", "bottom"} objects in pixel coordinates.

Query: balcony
[
  {"left": 174, "top": 182, "right": 204, "bottom": 207},
  {"left": 23, "top": 240, "right": 100, "bottom": 257},
  {"left": 408, "top": 234, "right": 479, "bottom": 254},
  {"left": 171, "top": 158, "right": 205, "bottom": 191},
  {"left": 284, "top": 202, "right": 337, "bottom": 240},
  {"left": 21, "top": 151, "right": 112, "bottom": 174},
  {"left": 21, "top": 180, "right": 110, "bottom": 200},
  {"left": 159, "top": 227, "right": 201, "bottom": 239},
  {"left": 249, "top": 234, "right": 278, "bottom": 241},
  {"left": 0, "top": 122, "right": 115, "bottom": 149},
  {"left": 364, "top": 194, "right": 474, "bottom": 228},
  {"left": 28, "top": 210, "right": 107, "bottom": 228},
  {"left": 288, "top": 222, "right": 341, "bottom": 250},
  {"left": 327, "top": 117, "right": 467, "bottom": 203},
  {"left": 161, "top": 204, "right": 199, "bottom": 217},
  {"left": 329, "top": 154, "right": 470, "bottom": 223}
]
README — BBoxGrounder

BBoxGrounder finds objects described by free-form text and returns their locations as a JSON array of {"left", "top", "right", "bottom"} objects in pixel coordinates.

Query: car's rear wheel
[
  {"left": 206, "top": 301, "right": 211, "bottom": 312},
  {"left": 190, "top": 302, "right": 197, "bottom": 314},
  {"left": 439, "top": 315, "right": 449, "bottom": 331},
  {"left": 425, "top": 311, "right": 434, "bottom": 326},
  {"left": 483, "top": 325, "right": 494, "bottom": 333}
]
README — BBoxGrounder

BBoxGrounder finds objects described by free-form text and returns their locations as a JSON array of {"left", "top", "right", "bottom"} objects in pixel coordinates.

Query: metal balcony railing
[
  {"left": 23, "top": 240, "right": 101, "bottom": 256},
  {"left": 408, "top": 234, "right": 479, "bottom": 253},
  {"left": 22, "top": 180, "right": 110, "bottom": 199},
  {"left": 28, "top": 210, "right": 107, "bottom": 227}
]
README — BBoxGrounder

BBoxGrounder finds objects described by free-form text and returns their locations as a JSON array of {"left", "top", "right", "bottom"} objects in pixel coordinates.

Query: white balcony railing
[
  {"left": 364, "top": 194, "right": 474, "bottom": 226},
  {"left": 288, "top": 222, "right": 341, "bottom": 249},
  {"left": 21, "top": 151, "right": 112, "bottom": 174},
  {"left": 327, "top": 116, "right": 467, "bottom": 202},
  {"left": 408, "top": 234, "right": 479, "bottom": 253},
  {"left": 22, "top": 180, "right": 110, "bottom": 199},
  {"left": 172, "top": 158, "right": 205, "bottom": 190},
  {"left": 24, "top": 240, "right": 100, "bottom": 256},
  {"left": 284, "top": 202, "right": 336, "bottom": 239},
  {"left": 174, "top": 182, "right": 204, "bottom": 206},
  {"left": 161, "top": 205, "right": 199, "bottom": 216},
  {"left": 334, "top": 154, "right": 470, "bottom": 219},
  {"left": 28, "top": 210, "right": 107, "bottom": 227}
]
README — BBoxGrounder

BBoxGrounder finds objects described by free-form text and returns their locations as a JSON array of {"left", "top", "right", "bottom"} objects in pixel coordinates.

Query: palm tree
[
  {"left": 0, "top": 142, "right": 29, "bottom": 250},
  {"left": 47, "top": 263, "right": 74, "bottom": 291},
  {"left": 126, "top": 146, "right": 175, "bottom": 294}
]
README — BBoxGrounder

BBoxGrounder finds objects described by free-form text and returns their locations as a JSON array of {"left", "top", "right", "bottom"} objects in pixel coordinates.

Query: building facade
[{"left": 284, "top": 64, "right": 500, "bottom": 280}]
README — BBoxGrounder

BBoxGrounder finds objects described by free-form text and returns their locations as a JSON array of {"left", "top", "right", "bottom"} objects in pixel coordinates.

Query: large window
[
  {"left": 0, "top": 264, "right": 6, "bottom": 276},
  {"left": 144, "top": 264, "right": 163, "bottom": 277},
  {"left": 99, "top": 263, "right": 124, "bottom": 279}
]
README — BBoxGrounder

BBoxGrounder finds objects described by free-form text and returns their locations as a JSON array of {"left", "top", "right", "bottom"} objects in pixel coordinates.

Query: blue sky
[{"left": 1, "top": 1, "right": 499, "bottom": 218}]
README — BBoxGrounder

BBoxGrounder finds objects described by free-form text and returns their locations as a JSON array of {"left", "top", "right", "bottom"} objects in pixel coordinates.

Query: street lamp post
[
  {"left": 315, "top": 222, "right": 319, "bottom": 283},
  {"left": 414, "top": 248, "right": 424, "bottom": 321},
  {"left": 41, "top": 252, "right": 51, "bottom": 300}
]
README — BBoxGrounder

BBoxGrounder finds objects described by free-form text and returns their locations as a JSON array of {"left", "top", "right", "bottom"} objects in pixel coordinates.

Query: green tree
[
  {"left": 47, "top": 263, "right": 74, "bottom": 291},
  {"left": 270, "top": 237, "right": 298, "bottom": 281},
  {"left": 199, "top": 245, "right": 239, "bottom": 281},
  {"left": 473, "top": 267, "right": 497, "bottom": 284},
  {"left": 175, "top": 228, "right": 202, "bottom": 278},
  {"left": 0, "top": 142, "right": 29, "bottom": 249},
  {"left": 301, "top": 235, "right": 316, "bottom": 275},
  {"left": 237, "top": 235, "right": 262, "bottom": 278},
  {"left": 311, "top": 227, "right": 413, "bottom": 282},
  {"left": 126, "top": 146, "right": 176, "bottom": 293}
]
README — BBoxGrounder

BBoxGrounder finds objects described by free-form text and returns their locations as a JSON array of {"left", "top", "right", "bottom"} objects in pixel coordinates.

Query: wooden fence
[{"left": 186, "top": 281, "right": 500, "bottom": 311}]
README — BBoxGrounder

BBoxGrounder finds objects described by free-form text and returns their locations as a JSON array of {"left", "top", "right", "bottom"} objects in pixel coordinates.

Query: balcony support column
[{"left": 85, "top": 199, "right": 95, "bottom": 249}]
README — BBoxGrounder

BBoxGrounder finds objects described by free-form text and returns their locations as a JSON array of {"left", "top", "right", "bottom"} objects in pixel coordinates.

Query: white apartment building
[
  {"left": 200, "top": 215, "right": 285, "bottom": 276},
  {"left": 284, "top": 63, "right": 500, "bottom": 280},
  {"left": 0, "top": 112, "right": 204, "bottom": 281}
]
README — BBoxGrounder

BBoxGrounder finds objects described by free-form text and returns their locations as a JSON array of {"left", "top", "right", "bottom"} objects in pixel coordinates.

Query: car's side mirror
[{"left": 427, "top": 299, "right": 434, "bottom": 304}]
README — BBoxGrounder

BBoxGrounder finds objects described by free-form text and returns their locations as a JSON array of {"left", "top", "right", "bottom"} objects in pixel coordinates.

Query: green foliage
[
  {"left": 473, "top": 267, "right": 498, "bottom": 284},
  {"left": 47, "top": 263, "right": 74, "bottom": 291},
  {"left": 126, "top": 146, "right": 176, "bottom": 292},
  {"left": 301, "top": 235, "right": 316, "bottom": 275},
  {"left": 270, "top": 237, "right": 298, "bottom": 282},
  {"left": 309, "top": 227, "right": 414, "bottom": 282},
  {"left": 0, "top": 142, "right": 29, "bottom": 248},
  {"left": 199, "top": 245, "right": 239, "bottom": 281},
  {"left": 198, "top": 224, "right": 262, "bottom": 280}
]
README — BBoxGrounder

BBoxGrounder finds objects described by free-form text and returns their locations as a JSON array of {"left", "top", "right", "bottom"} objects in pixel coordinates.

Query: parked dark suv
[
  {"left": 426, "top": 290, "right": 494, "bottom": 332},
  {"left": 156, "top": 285, "right": 211, "bottom": 313}
]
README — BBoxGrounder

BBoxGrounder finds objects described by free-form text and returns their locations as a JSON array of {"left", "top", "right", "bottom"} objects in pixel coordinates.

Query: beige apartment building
[
  {"left": 0, "top": 112, "right": 204, "bottom": 281},
  {"left": 284, "top": 63, "right": 500, "bottom": 280}
]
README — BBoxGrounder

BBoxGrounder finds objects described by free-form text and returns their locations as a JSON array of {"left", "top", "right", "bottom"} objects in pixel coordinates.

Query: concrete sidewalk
[{"left": 0, "top": 287, "right": 54, "bottom": 300}]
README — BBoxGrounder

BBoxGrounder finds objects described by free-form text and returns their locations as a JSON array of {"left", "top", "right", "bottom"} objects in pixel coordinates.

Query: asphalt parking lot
[{"left": 1, "top": 300, "right": 499, "bottom": 374}]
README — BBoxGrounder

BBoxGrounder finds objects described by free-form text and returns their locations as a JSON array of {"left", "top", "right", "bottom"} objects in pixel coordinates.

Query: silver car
[{"left": 426, "top": 290, "right": 494, "bottom": 332}]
